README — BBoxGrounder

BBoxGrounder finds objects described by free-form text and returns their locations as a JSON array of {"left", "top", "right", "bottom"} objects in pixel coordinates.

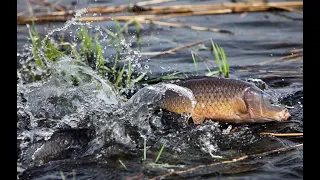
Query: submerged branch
[
  {"left": 17, "top": 1, "right": 303, "bottom": 25},
  {"left": 150, "top": 143, "right": 303, "bottom": 180}
]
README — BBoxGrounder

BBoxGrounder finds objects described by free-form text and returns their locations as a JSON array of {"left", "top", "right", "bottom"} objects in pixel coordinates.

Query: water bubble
[{"left": 222, "top": 125, "right": 232, "bottom": 135}]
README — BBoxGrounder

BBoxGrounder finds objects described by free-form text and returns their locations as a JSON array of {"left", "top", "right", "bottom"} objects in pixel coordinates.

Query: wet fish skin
[
  {"left": 32, "top": 128, "right": 95, "bottom": 163},
  {"left": 158, "top": 77, "right": 290, "bottom": 124}
]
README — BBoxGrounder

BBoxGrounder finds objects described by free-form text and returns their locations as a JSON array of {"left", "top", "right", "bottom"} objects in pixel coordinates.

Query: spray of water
[{"left": 18, "top": 9, "right": 198, "bottom": 167}]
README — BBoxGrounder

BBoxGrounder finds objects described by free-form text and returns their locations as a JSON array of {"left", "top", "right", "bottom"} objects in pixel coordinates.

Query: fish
[
  {"left": 158, "top": 77, "right": 290, "bottom": 124},
  {"left": 32, "top": 128, "right": 95, "bottom": 163}
]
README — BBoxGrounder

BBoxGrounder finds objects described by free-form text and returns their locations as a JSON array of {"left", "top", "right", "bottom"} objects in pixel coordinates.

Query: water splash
[{"left": 120, "top": 83, "right": 197, "bottom": 135}]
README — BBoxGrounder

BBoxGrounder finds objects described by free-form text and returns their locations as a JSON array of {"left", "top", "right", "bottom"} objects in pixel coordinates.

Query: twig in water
[
  {"left": 150, "top": 143, "right": 303, "bottom": 180},
  {"left": 29, "top": 0, "right": 66, "bottom": 11},
  {"left": 126, "top": 173, "right": 144, "bottom": 180},
  {"left": 164, "top": 38, "right": 211, "bottom": 54},
  {"left": 260, "top": 132, "right": 303, "bottom": 137},
  {"left": 148, "top": 20, "right": 233, "bottom": 34},
  {"left": 269, "top": 5, "right": 303, "bottom": 15},
  {"left": 280, "top": 56, "right": 303, "bottom": 64},
  {"left": 119, "top": 38, "right": 211, "bottom": 62},
  {"left": 17, "top": 14, "right": 155, "bottom": 25},
  {"left": 289, "top": 48, "right": 303, "bottom": 53},
  {"left": 17, "top": 2, "right": 303, "bottom": 24},
  {"left": 136, "top": 0, "right": 177, "bottom": 6},
  {"left": 258, "top": 52, "right": 303, "bottom": 65}
]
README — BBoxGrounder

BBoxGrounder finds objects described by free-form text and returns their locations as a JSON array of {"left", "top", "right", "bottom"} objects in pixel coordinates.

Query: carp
[{"left": 158, "top": 77, "right": 290, "bottom": 124}]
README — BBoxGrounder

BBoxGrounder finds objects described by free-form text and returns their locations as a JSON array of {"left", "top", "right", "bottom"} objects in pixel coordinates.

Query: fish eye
[
  {"left": 262, "top": 94, "right": 277, "bottom": 105},
  {"left": 268, "top": 99, "right": 276, "bottom": 105}
]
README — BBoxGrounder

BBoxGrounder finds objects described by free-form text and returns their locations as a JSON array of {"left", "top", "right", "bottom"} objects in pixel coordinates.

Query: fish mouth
[
  {"left": 248, "top": 106, "right": 290, "bottom": 122},
  {"left": 277, "top": 109, "right": 291, "bottom": 121}
]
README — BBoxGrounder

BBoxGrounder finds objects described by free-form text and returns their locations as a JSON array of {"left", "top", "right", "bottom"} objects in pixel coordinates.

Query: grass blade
[
  {"left": 60, "top": 171, "right": 66, "bottom": 180},
  {"left": 191, "top": 51, "right": 199, "bottom": 75},
  {"left": 44, "top": 40, "right": 63, "bottom": 61},
  {"left": 119, "top": 160, "right": 127, "bottom": 170},
  {"left": 133, "top": 72, "right": 147, "bottom": 84},
  {"left": 115, "top": 65, "right": 125, "bottom": 88},
  {"left": 204, "top": 62, "right": 211, "bottom": 72},
  {"left": 114, "top": 19, "right": 124, "bottom": 40},
  {"left": 72, "top": 169, "right": 76, "bottom": 180},
  {"left": 155, "top": 143, "right": 166, "bottom": 163},
  {"left": 211, "top": 39, "right": 222, "bottom": 73},
  {"left": 113, "top": 54, "right": 119, "bottom": 72},
  {"left": 143, "top": 138, "right": 147, "bottom": 161},
  {"left": 95, "top": 33, "right": 111, "bottom": 73},
  {"left": 134, "top": 20, "right": 142, "bottom": 50},
  {"left": 144, "top": 71, "right": 181, "bottom": 83},
  {"left": 103, "top": 27, "right": 117, "bottom": 39},
  {"left": 126, "top": 60, "right": 132, "bottom": 86},
  {"left": 220, "top": 47, "right": 229, "bottom": 78},
  {"left": 182, "top": 72, "right": 188, "bottom": 78},
  {"left": 28, "top": 25, "right": 45, "bottom": 69},
  {"left": 216, "top": 44, "right": 229, "bottom": 78},
  {"left": 80, "top": 26, "right": 93, "bottom": 53},
  {"left": 205, "top": 70, "right": 220, "bottom": 76},
  {"left": 71, "top": 45, "right": 81, "bottom": 60}
]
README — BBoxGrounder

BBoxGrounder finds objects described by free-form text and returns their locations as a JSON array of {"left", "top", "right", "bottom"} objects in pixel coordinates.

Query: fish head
[{"left": 243, "top": 87, "right": 290, "bottom": 122}]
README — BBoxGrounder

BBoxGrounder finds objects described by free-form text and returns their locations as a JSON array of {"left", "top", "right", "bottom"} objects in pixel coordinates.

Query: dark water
[{"left": 17, "top": 0, "right": 303, "bottom": 179}]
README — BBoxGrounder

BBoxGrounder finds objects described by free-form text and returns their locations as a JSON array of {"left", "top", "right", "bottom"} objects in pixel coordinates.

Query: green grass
[
  {"left": 191, "top": 51, "right": 199, "bottom": 76},
  {"left": 119, "top": 159, "right": 127, "bottom": 170},
  {"left": 143, "top": 71, "right": 187, "bottom": 84},
  {"left": 189, "top": 40, "right": 230, "bottom": 78},
  {"left": 59, "top": 170, "right": 76, "bottom": 180},
  {"left": 134, "top": 19, "right": 142, "bottom": 50},
  {"left": 143, "top": 138, "right": 147, "bottom": 161},
  {"left": 60, "top": 171, "right": 66, "bottom": 180},
  {"left": 155, "top": 143, "right": 166, "bottom": 163},
  {"left": 140, "top": 140, "right": 187, "bottom": 170},
  {"left": 23, "top": 20, "right": 230, "bottom": 99},
  {"left": 211, "top": 39, "right": 229, "bottom": 78},
  {"left": 23, "top": 20, "right": 148, "bottom": 97}
]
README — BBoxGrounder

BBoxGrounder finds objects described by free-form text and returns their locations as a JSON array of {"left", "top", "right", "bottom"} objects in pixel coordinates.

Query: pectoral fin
[
  {"left": 234, "top": 97, "right": 254, "bottom": 122},
  {"left": 234, "top": 97, "right": 248, "bottom": 114},
  {"left": 192, "top": 113, "right": 205, "bottom": 125}
]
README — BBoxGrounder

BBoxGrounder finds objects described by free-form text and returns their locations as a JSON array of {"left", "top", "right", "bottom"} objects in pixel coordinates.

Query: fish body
[
  {"left": 32, "top": 128, "right": 95, "bottom": 163},
  {"left": 159, "top": 77, "right": 290, "bottom": 124}
]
